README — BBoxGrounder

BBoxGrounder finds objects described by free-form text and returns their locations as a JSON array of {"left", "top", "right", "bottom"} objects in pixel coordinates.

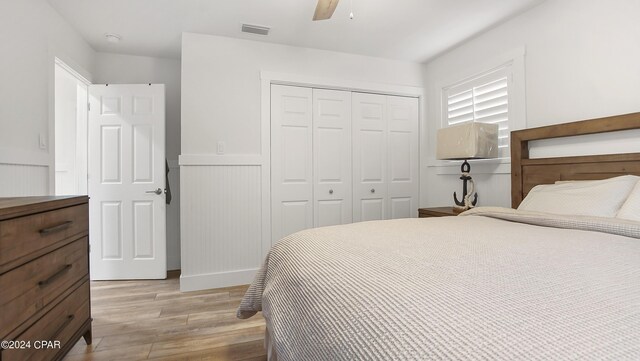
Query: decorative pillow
[
  {"left": 518, "top": 175, "right": 639, "bottom": 218},
  {"left": 617, "top": 180, "right": 640, "bottom": 222}
]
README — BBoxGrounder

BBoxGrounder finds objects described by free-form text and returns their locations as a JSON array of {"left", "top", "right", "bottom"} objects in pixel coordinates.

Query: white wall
[
  {"left": 93, "top": 52, "right": 182, "bottom": 270},
  {"left": 180, "top": 33, "right": 423, "bottom": 291},
  {"left": 182, "top": 33, "right": 423, "bottom": 155},
  {"left": 421, "top": 0, "right": 640, "bottom": 208},
  {"left": 0, "top": 0, "right": 94, "bottom": 196}
]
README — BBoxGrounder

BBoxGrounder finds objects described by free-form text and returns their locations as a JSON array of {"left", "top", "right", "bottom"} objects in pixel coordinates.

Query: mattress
[{"left": 238, "top": 207, "right": 640, "bottom": 360}]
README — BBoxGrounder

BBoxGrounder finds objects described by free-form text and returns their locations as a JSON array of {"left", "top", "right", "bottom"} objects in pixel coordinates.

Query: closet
[
  {"left": 352, "top": 92, "right": 419, "bottom": 222},
  {"left": 271, "top": 85, "right": 419, "bottom": 242}
]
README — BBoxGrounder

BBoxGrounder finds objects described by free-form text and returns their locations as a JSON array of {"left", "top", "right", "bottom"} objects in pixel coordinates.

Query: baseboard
[{"left": 179, "top": 268, "right": 259, "bottom": 292}]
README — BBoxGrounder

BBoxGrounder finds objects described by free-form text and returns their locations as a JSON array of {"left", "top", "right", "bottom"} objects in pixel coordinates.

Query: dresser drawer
[
  {"left": 0, "top": 203, "right": 88, "bottom": 268},
  {"left": 1, "top": 281, "right": 90, "bottom": 361},
  {"left": 0, "top": 238, "right": 88, "bottom": 336}
]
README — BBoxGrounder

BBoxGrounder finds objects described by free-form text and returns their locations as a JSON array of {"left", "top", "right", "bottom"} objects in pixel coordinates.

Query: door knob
[
  {"left": 329, "top": 189, "right": 334, "bottom": 194},
  {"left": 370, "top": 188, "right": 375, "bottom": 193},
  {"left": 146, "top": 188, "right": 163, "bottom": 195}
]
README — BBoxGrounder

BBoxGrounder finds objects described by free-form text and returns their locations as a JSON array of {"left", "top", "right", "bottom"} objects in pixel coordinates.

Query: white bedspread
[{"left": 238, "top": 208, "right": 640, "bottom": 360}]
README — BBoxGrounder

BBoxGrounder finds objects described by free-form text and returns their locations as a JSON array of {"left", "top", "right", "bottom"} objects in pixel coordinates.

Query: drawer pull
[
  {"left": 38, "top": 264, "right": 72, "bottom": 287},
  {"left": 39, "top": 221, "right": 73, "bottom": 235},
  {"left": 50, "top": 314, "right": 75, "bottom": 340}
]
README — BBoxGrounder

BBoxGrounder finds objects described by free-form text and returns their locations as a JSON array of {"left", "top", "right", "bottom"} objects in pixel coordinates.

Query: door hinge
[{"left": 88, "top": 103, "right": 91, "bottom": 111}]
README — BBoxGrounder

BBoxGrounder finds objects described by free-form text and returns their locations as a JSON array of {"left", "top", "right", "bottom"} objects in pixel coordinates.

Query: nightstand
[{"left": 418, "top": 207, "right": 458, "bottom": 218}]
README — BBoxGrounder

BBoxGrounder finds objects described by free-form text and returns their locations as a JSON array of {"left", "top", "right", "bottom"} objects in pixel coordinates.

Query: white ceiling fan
[{"left": 313, "top": 0, "right": 340, "bottom": 21}]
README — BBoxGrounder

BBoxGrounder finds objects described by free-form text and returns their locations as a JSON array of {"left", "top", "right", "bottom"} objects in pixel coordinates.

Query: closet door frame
[{"left": 261, "top": 72, "right": 424, "bottom": 252}]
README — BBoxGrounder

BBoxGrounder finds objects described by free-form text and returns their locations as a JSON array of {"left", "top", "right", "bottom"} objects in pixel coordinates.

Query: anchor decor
[
  {"left": 454, "top": 160, "right": 478, "bottom": 209},
  {"left": 435, "top": 122, "right": 499, "bottom": 212}
]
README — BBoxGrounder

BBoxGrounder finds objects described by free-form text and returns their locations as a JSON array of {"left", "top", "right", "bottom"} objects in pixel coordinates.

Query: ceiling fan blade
[{"left": 313, "top": 0, "right": 340, "bottom": 21}]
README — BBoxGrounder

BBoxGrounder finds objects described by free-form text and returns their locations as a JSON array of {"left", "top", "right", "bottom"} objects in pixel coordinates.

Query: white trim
[
  {"left": 49, "top": 52, "right": 93, "bottom": 195},
  {"left": 179, "top": 154, "right": 263, "bottom": 166},
  {"left": 261, "top": 71, "right": 424, "bottom": 98},
  {"left": 179, "top": 268, "right": 259, "bottom": 292},
  {"left": 434, "top": 47, "right": 525, "bottom": 94},
  {"left": 0, "top": 148, "right": 50, "bottom": 166},
  {"left": 433, "top": 162, "right": 511, "bottom": 175},
  {"left": 55, "top": 57, "right": 91, "bottom": 86},
  {"left": 260, "top": 76, "right": 272, "bottom": 260},
  {"left": 429, "top": 157, "right": 511, "bottom": 169}
]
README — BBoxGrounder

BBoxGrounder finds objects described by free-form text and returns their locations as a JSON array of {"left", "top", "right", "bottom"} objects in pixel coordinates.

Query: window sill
[{"left": 427, "top": 159, "right": 511, "bottom": 175}]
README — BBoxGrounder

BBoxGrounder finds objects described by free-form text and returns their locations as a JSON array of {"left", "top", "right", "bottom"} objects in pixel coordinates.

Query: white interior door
[
  {"left": 352, "top": 92, "right": 388, "bottom": 222},
  {"left": 313, "top": 89, "right": 352, "bottom": 227},
  {"left": 88, "top": 84, "right": 166, "bottom": 280},
  {"left": 271, "top": 85, "right": 313, "bottom": 242},
  {"left": 387, "top": 95, "right": 419, "bottom": 219}
]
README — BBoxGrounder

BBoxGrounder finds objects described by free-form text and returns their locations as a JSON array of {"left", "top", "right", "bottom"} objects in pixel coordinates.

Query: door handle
[
  {"left": 370, "top": 188, "right": 376, "bottom": 193},
  {"left": 146, "top": 188, "right": 163, "bottom": 195},
  {"left": 329, "top": 189, "right": 334, "bottom": 194}
]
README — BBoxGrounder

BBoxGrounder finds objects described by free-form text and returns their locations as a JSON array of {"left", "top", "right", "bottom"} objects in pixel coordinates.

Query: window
[{"left": 442, "top": 65, "right": 513, "bottom": 158}]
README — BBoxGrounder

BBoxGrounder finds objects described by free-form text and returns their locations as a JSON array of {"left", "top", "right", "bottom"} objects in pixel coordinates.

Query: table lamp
[{"left": 436, "top": 122, "right": 499, "bottom": 212}]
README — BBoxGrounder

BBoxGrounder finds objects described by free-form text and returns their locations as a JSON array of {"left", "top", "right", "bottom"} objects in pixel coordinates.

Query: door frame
[
  {"left": 259, "top": 72, "right": 425, "bottom": 258},
  {"left": 49, "top": 56, "right": 91, "bottom": 195},
  {"left": 50, "top": 56, "right": 92, "bottom": 195}
]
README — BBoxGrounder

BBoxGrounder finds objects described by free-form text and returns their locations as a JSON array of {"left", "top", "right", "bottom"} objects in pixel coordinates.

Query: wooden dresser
[{"left": 0, "top": 196, "right": 91, "bottom": 361}]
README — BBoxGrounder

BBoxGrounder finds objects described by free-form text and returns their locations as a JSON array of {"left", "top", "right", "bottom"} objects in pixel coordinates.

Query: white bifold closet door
[
  {"left": 313, "top": 89, "right": 352, "bottom": 227},
  {"left": 352, "top": 93, "right": 388, "bottom": 221},
  {"left": 271, "top": 85, "right": 314, "bottom": 242},
  {"left": 271, "top": 85, "right": 352, "bottom": 242},
  {"left": 352, "top": 92, "right": 419, "bottom": 222}
]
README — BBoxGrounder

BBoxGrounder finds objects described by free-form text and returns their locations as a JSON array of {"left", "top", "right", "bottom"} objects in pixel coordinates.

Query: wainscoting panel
[
  {"left": 0, "top": 163, "right": 49, "bottom": 197},
  {"left": 180, "top": 163, "right": 262, "bottom": 291}
]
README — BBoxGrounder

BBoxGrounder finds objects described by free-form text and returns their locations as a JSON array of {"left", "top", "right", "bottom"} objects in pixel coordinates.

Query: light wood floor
[{"left": 63, "top": 271, "right": 267, "bottom": 361}]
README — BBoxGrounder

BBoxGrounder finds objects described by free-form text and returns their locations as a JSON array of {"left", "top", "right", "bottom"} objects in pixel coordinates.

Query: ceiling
[{"left": 47, "top": 0, "right": 545, "bottom": 63}]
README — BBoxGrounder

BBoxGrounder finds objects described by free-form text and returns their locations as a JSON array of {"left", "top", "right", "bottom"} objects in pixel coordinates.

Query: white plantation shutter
[{"left": 444, "top": 66, "right": 512, "bottom": 158}]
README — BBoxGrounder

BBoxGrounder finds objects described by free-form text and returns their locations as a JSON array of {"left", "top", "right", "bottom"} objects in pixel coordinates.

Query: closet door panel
[
  {"left": 313, "top": 89, "right": 352, "bottom": 227},
  {"left": 387, "top": 95, "right": 419, "bottom": 219},
  {"left": 352, "top": 93, "right": 388, "bottom": 222},
  {"left": 390, "top": 197, "right": 412, "bottom": 219},
  {"left": 271, "top": 85, "right": 313, "bottom": 242}
]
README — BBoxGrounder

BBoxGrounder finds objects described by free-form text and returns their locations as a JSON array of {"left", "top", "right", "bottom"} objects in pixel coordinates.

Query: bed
[{"left": 237, "top": 113, "right": 640, "bottom": 360}]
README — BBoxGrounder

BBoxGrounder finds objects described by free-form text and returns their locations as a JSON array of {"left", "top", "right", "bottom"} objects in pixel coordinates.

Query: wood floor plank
[
  {"left": 63, "top": 343, "right": 153, "bottom": 361},
  {"left": 63, "top": 273, "right": 266, "bottom": 360},
  {"left": 147, "top": 326, "right": 266, "bottom": 359},
  {"left": 91, "top": 292, "right": 159, "bottom": 304},
  {"left": 92, "top": 315, "right": 189, "bottom": 339},
  {"left": 147, "top": 339, "right": 266, "bottom": 361},
  {"left": 66, "top": 337, "right": 103, "bottom": 355}
]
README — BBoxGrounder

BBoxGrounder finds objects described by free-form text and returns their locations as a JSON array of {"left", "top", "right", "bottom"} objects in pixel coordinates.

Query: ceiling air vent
[{"left": 241, "top": 24, "right": 270, "bottom": 36}]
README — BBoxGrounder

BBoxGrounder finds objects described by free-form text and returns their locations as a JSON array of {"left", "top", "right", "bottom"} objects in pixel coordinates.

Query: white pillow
[
  {"left": 518, "top": 175, "right": 639, "bottom": 217},
  {"left": 554, "top": 180, "right": 595, "bottom": 184},
  {"left": 617, "top": 180, "right": 640, "bottom": 222}
]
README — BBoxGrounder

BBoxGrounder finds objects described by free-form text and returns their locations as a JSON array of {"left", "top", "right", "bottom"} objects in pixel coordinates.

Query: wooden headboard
[{"left": 511, "top": 112, "right": 640, "bottom": 208}]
